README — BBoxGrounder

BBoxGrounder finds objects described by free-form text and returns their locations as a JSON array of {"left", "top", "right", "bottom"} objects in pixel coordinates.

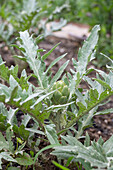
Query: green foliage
[
  {"left": 0, "top": 21, "right": 14, "bottom": 47},
  {"left": 76, "top": 0, "right": 113, "bottom": 66},
  {"left": 38, "top": 0, "right": 77, "bottom": 22},
  {"left": 0, "top": 0, "right": 66, "bottom": 49},
  {"left": 52, "top": 134, "right": 113, "bottom": 169},
  {"left": 0, "top": 127, "right": 30, "bottom": 168},
  {"left": 0, "top": 25, "right": 113, "bottom": 169}
]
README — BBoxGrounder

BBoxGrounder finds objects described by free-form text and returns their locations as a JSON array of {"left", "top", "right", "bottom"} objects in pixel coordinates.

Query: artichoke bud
[{"left": 51, "top": 80, "right": 70, "bottom": 105}]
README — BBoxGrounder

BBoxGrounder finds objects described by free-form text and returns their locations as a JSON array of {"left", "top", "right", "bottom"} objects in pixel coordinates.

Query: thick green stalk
[
  {"left": 50, "top": 110, "right": 64, "bottom": 132},
  {"left": 56, "top": 111, "right": 62, "bottom": 132}
]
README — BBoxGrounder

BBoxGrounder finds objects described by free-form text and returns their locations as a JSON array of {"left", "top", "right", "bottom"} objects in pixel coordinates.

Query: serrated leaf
[
  {"left": 45, "top": 124, "right": 60, "bottom": 144},
  {"left": 83, "top": 76, "right": 103, "bottom": 95},
  {"left": 18, "top": 30, "right": 45, "bottom": 88},
  {"left": 77, "top": 102, "right": 86, "bottom": 114},
  {"left": 52, "top": 140, "right": 108, "bottom": 168},
  {"left": 19, "top": 30, "right": 38, "bottom": 59},
  {"left": 52, "top": 134, "right": 113, "bottom": 169},
  {"left": 75, "top": 25, "right": 100, "bottom": 76},
  {"left": 89, "top": 89, "right": 98, "bottom": 101},
  {"left": 61, "top": 135, "right": 83, "bottom": 147},
  {"left": 91, "top": 141, "right": 107, "bottom": 162},
  {"left": 0, "top": 56, "right": 19, "bottom": 83},
  {"left": 0, "top": 103, "right": 17, "bottom": 126}
]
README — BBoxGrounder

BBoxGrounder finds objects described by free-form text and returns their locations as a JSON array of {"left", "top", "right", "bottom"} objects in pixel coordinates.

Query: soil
[{"left": 0, "top": 34, "right": 113, "bottom": 169}]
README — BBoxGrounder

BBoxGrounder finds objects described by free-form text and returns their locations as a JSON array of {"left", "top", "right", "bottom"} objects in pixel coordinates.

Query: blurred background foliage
[
  {"left": 0, "top": 0, "right": 113, "bottom": 67},
  {"left": 76, "top": 0, "right": 113, "bottom": 66}
]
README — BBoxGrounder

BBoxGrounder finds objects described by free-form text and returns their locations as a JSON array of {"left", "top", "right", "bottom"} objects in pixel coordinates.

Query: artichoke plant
[{"left": 51, "top": 80, "right": 70, "bottom": 105}]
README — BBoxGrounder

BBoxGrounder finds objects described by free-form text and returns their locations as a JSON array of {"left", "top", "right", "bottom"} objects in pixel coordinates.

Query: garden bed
[{"left": 0, "top": 28, "right": 113, "bottom": 169}]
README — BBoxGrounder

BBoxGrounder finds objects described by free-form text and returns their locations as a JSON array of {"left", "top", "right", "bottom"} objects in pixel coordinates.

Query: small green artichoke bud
[{"left": 51, "top": 80, "right": 70, "bottom": 105}]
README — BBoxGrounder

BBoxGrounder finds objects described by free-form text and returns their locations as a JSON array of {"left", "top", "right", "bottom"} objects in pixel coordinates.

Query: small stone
[
  {"left": 107, "top": 126, "right": 111, "bottom": 130},
  {"left": 4, "top": 46, "right": 8, "bottom": 51},
  {"left": 60, "top": 48, "right": 65, "bottom": 53},
  {"left": 104, "top": 119, "right": 108, "bottom": 124},
  {"left": 98, "top": 131, "right": 101, "bottom": 135}
]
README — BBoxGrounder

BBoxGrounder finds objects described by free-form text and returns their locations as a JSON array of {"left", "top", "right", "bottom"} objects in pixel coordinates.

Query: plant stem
[{"left": 56, "top": 111, "right": 62, "bottom": 132}]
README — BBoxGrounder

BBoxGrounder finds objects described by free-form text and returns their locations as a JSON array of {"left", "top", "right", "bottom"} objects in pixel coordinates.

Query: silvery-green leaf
[
  {"left": 46, "top": 101, "right": 74, "bottom": 110},
  {"left": 45, "top": 124, "right": 60, "bottom": 145},
  {"left": 42, "top": 43, "right": 60, "bottom": 61},
  {"left": 30, "top": 90, "right": 55, "bottom": 108},
  {"left": 95, "top": 108, "right": 113, "bottom": 116},
  {"left": 25, "top": 128, "right": 44, "bottom": 135},
  {"left": 75, "top": 25, "right": 100, "bottom": 76},
  {"left": 20, "top": 90, "right": 44, "bottom": 105},
  {"left": 103, "top": 135, "right": 113, "bottom": 154},
  {"left": 46, "top": 53, "right": 67, "bottom": 74}
]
